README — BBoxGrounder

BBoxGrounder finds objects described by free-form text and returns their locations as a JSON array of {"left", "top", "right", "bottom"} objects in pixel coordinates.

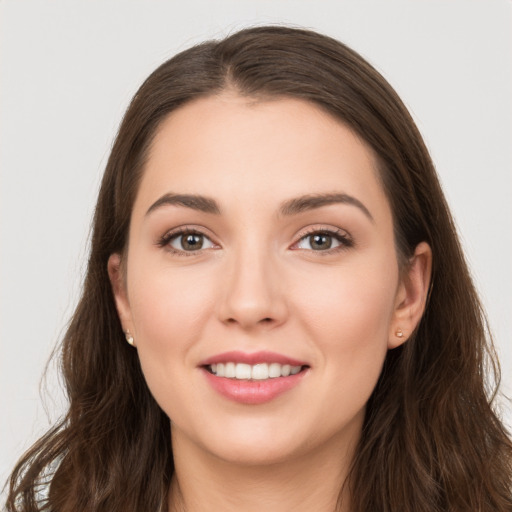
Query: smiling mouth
[{"left": 205, "top": 362, "right": 308, "bottom": 380}]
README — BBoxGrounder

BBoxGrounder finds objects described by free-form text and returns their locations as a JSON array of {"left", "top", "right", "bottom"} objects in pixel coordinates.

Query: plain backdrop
[{"left": 1, "top": 0, "right": 511, "bottom": 494}]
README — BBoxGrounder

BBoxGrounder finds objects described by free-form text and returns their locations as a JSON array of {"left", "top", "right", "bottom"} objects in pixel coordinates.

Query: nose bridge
[{"left": 218, "top": 233, "right": 286, "bottom": 329}]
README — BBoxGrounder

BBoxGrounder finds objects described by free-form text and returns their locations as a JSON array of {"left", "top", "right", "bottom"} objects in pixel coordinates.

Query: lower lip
[{"left": 202, "top": 368, "right": 308, "bottom": 405}]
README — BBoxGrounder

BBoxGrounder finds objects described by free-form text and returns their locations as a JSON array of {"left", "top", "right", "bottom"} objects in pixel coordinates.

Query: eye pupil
[
  {"left": 182, "top": 233, "right": 203, "bottom": 250},
  {"left": 310, "top": 234, "right": 332, "bottom": 250}
]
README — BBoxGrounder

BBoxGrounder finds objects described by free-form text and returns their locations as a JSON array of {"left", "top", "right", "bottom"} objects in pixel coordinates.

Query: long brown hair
[{"left": 6, "top": 26, "right": 512, "bottom": 512}]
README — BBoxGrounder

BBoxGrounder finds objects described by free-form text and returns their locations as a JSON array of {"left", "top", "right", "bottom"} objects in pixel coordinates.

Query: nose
[{"left": 217, "top": 245, "right": 288, "bottom": 331}]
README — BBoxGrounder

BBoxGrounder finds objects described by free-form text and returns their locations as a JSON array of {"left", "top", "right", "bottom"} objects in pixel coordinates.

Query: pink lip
[
  {"left": 202, "top": 369, "right": 308, "bottom": 405},
  {"left": 199, "top": 350, "right": 308, "bottom": 367},
  {"left": 199, "top": 351, "right": 310, "bottom": 405}
]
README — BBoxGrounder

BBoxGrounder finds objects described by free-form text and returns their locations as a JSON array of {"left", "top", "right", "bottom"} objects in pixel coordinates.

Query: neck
[{"left": 168, "top": 427, "right": 358, "bottom": 512}]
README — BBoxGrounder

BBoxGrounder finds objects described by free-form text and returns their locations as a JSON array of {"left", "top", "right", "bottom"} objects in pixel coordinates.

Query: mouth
[
  {"left": 204, "top": 362, "right": 307, "bottom": 380},
  {"left": 199, "top": 351, "right": 310, "bottom": 405}
]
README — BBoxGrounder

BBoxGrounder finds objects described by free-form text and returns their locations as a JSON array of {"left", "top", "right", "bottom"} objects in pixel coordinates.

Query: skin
[{"left": 109, "top": 93, "right": 431, "bottom": 512}]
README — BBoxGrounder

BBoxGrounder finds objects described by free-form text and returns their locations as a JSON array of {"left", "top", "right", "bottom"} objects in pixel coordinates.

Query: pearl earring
[
  {"left": 395, "top": 328, "right": 404, "bottom": 338},
  {"left": 125, "top": 330, "right": 135, "bottom": 346}
]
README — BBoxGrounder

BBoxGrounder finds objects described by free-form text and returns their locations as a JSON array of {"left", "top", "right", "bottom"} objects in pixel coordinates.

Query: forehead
[{"left": 135, "top": 93, "right": 389, "bottom": 219}]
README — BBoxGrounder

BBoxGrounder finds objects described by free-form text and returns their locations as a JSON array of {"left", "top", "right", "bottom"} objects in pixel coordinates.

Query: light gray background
[{"left": 1, "top": 0, "right": 511, "bottom": 493}]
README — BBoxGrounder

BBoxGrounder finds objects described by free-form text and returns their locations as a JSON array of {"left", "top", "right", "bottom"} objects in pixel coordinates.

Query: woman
[{"left": 6, "top": 26, "right": 512, "bottom": 512}]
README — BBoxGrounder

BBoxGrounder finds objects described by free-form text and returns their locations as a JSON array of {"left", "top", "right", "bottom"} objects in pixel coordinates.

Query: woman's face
[{"left": 110, "top": 94, "right": 425, "bottom": 465}]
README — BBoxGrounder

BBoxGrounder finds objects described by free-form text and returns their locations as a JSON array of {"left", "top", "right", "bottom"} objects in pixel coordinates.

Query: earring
[
  {"left": 125, "top": 330, "right": 135, "bottom": 346},
  {"left": 395, "top": 328, "right": 404, "bottom": 338}
]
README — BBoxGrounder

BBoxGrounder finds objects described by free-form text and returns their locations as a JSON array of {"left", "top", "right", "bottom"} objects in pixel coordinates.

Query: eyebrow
[
  {"left": 279, "top": 193, "right": 374, "bottom": 222},
  {"left": 146, "top": 193, "right": 221, "bottom": 216},
  {"left": 145, "top": 191, "right": 373, "bottom": 222}
]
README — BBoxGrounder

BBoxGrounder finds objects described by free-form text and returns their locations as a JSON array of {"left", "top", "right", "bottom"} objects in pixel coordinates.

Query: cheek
[
  {"left": 129, "top": 262, "right": 216, "bottom": 344},
  {"left": 126, "top": 262, "right": 217, "bottom": 398},
  {"left": 293, "top": 256, "right": 398, "bottom": 393},
  {"left": 125, "top": 262, "right": 222, "bottom": 425},
  {"left": 297, "top": 255, "right": 397, "bottom": 335}
]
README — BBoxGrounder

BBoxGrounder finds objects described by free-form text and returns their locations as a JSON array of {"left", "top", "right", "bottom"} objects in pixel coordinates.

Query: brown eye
[
  {"left": 309, "top": 234, "right": 332, "bottom": 250},
  {"left": 294, "top": 230, "right": 352, "bottom": 252},
  {"left": 297, "top": 232, "right": 338, "bottom": 251},
  {"left": 169, "top": 232, "right": 214, "bottom": 252}
]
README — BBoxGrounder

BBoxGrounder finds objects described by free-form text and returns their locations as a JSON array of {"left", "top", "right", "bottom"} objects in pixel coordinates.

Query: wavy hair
[{"left": 6, "top": 26, "right": 512, "bottom": 512}]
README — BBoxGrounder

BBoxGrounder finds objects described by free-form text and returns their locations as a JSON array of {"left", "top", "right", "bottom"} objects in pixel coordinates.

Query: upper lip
[{"left": 199, "top": 351, "right": 309, "bottom": 367}]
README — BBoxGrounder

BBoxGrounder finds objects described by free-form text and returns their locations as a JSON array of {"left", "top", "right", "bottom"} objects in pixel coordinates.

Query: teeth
[
  {"left": 252, "top": 363, "right": 269, "bottom": 380},
  {"left": 225, "top": 362, "right": 236, "bottom": 378},
  {"left": 268, "top": 363, "right": 281, "bottom": 378},
  {"left": 235, "top": 363, "right": 252, "bottom": 379},
  {"left": 209, "top": 362, "right": 303, "bottom": 380}
]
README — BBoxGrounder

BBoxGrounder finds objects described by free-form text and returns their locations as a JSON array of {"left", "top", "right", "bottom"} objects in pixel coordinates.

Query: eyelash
[
  {"left": 157, "top": 226, "right": 354, "bottom": 256},
  {"left": 157, "top": 227, "right": 215, "bottom": 257},
  {"left": 292, "top": 227, "right": 354, "bottom": 254}
]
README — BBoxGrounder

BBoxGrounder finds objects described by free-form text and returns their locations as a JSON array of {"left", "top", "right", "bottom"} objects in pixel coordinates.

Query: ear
[
  {"left": 107, "top": 253, "right": 134, "bottom": 336},
  {"left": 389, "top": 241, "right": 432, "bottom": 349}
]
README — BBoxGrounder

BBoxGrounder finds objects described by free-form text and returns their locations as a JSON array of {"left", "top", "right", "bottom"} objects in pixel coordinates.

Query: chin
[
  {"left": 181, "top": 416, "right": 311, "bottom": 466},
  {"left": 192, "top": 415, "right": 343, "bottom": 467},
  {"left": 207, "top": 438, "right": 301, "bottom": 467}
]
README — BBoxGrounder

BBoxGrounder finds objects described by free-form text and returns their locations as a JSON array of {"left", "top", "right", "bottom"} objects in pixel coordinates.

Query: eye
[
  {"left": 294, "top": 229, "right": 353, "bottom": 252},
  {"left": 160, "top": 230, "right": 216, "bottom": 253}
]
